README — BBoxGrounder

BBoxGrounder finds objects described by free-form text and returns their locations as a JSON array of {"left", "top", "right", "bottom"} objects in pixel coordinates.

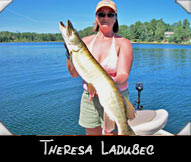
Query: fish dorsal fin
[
  {"left": 104, "top": 112, "right": 116, "bottom": 134},
  {"left": 122, "top": 95, "right": 136, "bottom": 121}
]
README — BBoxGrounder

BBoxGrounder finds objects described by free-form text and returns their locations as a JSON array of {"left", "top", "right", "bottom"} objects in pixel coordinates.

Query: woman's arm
[
  {"left": 112, "top": 38, "right": 133, "bottom": 85},
  {"left": 66, "top": 57, "right": 79, "bottom": 78}
]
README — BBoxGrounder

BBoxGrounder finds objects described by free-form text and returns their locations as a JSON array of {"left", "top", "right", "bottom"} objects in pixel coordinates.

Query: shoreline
[
  {"left": 130, "top": 41, "right": 191, "bottom": 45},
  {"left": 0, "top": 41, "right": 191, "bottom": 45}
]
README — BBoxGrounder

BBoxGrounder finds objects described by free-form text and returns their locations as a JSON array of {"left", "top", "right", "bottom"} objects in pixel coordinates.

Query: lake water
[{"left": 0, "top": 42, "right": 190, "bottom": 135}]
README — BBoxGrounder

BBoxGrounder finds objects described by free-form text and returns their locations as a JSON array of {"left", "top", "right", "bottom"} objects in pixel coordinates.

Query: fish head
[{"left": 59, "top": 20, "right": 83, "bottom": 53}]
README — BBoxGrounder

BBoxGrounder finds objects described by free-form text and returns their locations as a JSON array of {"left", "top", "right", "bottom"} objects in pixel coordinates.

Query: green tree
[
  {"left": 133, "top": 21, "right": 147, "bottom": 42},
  {"left": 1, "top": 19, "right": 191, "bottom": 43},
  {"left": 182, "top": 19, "right": 191, "bottom": 41},
  {"left": 128, "top": 24, "right": 136, "bottom": 41},
  {"left": 171, "top": 21, "right": 185, "bottom": 43},
  {"left": 154, "top": 19, "right": 165, "bottom": 42},
  {"left": 78, "top": 27, "right": 96, "bottom": 38},
  {"left": 118, "top": 25, "right": 130, "bottom": 39}
]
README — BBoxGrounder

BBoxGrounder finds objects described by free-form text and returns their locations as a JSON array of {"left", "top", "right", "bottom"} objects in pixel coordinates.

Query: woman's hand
[{"left": 87, "top": 83, "right": 97, "bottom": 102}]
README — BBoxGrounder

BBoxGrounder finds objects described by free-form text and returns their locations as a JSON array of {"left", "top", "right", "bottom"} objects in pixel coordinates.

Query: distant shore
[
  {"left": 1, "top": 18, "right": 191, "bottom": 45},
  {"left": 130, "top": 41, "right": 191, "bottom": 45},
  {"left": 1, "top": 41, "right": 191, "bottom": 45}
]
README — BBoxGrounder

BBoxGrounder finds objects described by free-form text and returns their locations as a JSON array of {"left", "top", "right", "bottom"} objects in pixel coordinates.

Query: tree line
[
  {"left": 0, "top": 19, "right": 190, "bottom": 44},
  {"left": 118, "top": 18, "right": 191, "bottom": 44},
  {"left": 78, "top": 18, "right": 191, "bottom": 44},
  {"left": 0, "top": 31, "right": 62, "bottom": 42}
]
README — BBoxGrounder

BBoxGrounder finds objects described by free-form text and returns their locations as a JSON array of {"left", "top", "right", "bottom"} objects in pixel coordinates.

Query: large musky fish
[{"left": 59, "top": 20, "right": 135, "bottom": 135}]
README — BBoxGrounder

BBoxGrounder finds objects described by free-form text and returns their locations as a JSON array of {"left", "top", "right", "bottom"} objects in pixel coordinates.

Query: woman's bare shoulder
[
  {"left": 82, "top": 34, "right": 96, "bottom": 44},
  {"left": 115, "top": 35, "right": 132, "bottom": 48}
]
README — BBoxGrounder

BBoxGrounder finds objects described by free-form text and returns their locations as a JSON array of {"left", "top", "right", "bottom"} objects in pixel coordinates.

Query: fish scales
[{"left": 59, "top": 20, "right": 135, "bottom": 135}]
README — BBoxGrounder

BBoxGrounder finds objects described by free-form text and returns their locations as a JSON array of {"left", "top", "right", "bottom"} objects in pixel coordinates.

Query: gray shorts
[{"left": 78, "top": 89, "right": 129, "bottom": 129}]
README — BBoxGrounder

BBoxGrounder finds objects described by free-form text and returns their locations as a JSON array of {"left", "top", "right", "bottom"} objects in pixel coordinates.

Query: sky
[{"left": 0, "top": 0, "right": 190, "bottom": 33}]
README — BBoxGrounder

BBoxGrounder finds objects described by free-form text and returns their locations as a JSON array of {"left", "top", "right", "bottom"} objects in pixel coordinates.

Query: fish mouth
[
  {"left": 59, "top": 20, "right": 72, "bottom": 55},
  {"left": 59, "top": 21, "right": 66, "bottom": 33},
  {"left": 59, "top": 21, "right": 65, "bottom": 29},
  {"left": 59, "top": 20, "right": 81, "bottom": 53},
  {"left": 59, "top": 20, "right": 72, "bottom": 37}
]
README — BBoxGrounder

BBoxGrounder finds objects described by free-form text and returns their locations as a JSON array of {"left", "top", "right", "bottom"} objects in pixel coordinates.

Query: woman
[{"left": 66, "top": 0, "right": 134, "bottom": 135}]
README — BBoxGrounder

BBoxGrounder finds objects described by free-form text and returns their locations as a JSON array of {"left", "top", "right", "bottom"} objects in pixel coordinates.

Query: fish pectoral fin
[
  {"left": 104, "top": 112, "right": 116, "bottom": 133},
  {"left": 87, "top": 83, "right": 96, "bottom": 102},
  {"left": 123, "top": 95, "right": 136, "bottom": 121}
]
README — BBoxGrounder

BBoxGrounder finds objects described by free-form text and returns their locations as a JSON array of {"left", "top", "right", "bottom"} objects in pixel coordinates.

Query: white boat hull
[
  {"left": 0, "top": 122, "right": 12, "bottom": 135},
  {"left": 178, "top": 122, "right": 191, "bottom": 135}
]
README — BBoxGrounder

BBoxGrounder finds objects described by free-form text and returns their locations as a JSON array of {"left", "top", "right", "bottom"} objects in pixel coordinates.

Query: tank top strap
[
  {"left": 110, "top": 36, "right": 116, "bottom": 53},
  {"left": 112, "top": 36, "right": 116, "bottom": 45},
  {"left": 89, "top": 33, "right": 99, "bottom": 53}
]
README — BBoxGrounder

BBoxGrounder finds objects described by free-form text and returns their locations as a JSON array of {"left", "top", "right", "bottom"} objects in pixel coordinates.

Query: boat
[
  {"left": 1, "top": 116, "right": 190, "bottom": 135},
  {"left": 128, "top": 82, "right": 190, "bottom": 136},
  {"left": 128, "top": 110, "right": 190, "bottom": 136},
  {"left": 0, "top": 82, "right": 190, "bottom": 136},
  {"left": 0, "top": 122, "right": 12, "bottom": 135},
  {"left": 177, "top": 122, "right": 191, "bottom": 135},
  {"left": 128, "top": 109, "right": 170, "bottom": 135}
]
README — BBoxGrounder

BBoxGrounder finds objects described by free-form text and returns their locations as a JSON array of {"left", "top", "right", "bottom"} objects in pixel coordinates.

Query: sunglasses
[{"left": 97, "top": 12, "right": 116, "bottom": 18}]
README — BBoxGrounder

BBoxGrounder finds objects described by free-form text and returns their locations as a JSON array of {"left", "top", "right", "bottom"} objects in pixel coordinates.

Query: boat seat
[{"left": 128, "top": 109, "right": 168, "bottom": 135}]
